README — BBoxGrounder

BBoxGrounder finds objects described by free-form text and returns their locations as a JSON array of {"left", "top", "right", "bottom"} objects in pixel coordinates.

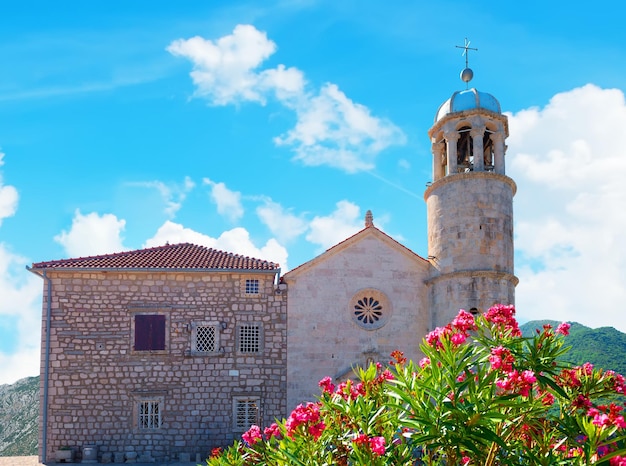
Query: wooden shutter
[{"left": 135, "top": 314, "right": 166, "bottom": 351}]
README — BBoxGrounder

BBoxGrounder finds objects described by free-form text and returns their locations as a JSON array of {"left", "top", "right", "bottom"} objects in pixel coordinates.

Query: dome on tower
[{"left": 434, "top": 88, "right": 501, "bottom": 123}]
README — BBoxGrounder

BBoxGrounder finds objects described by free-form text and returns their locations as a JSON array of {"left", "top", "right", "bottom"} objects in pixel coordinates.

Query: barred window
[
  {"left": 245, "top": 279, "right": 259, "bottom": 295},
  {"left": 238, "top": 324, "right": 261, "bottom": 353},
  {"left": 233, "top": 397, "right": 260, "bottom": 431},
  {"left": 194, "top": 325, "right": 217, "bottom": 353},
  {"left": 138, "top": 400, "right": 161, "bottom": 429}
]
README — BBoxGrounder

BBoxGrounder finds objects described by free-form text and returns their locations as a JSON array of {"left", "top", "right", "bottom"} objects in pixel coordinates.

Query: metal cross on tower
[
  {"left": 456, "top": 38, "right": 478, "bottom": 68},
  {"left": 456, "top": 38, "right": 478, "bottom": 87}
]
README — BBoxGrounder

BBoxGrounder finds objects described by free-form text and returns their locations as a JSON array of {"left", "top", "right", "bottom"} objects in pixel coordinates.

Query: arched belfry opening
[
  {"left": 483, "top": 130, "right": 494, "bottom": 171},
  {"left": 429, "top": 100, "right": 508, "bottom": 182},
  {"left": 457, "top": 126, "right": 473, "bottom": 172}
]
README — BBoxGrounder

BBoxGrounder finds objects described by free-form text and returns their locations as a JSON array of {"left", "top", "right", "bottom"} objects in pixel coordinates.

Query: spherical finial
[{"left": 461, "top": 67, "right": 473, "bottom": 83}]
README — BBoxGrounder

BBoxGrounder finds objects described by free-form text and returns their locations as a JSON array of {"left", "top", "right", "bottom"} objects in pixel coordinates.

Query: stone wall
[
  {"left": 284, "top": 232, "right": 430, "bottom": 411},
  {"left": 425, "top": 172, "right": 518, "bottom": 325},
  {"left": 39, "top": 270, "right": 286, "bottom": 462}
]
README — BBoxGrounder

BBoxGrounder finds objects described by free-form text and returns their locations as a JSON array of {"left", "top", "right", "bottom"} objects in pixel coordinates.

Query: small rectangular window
[
  {"left": 138, "top": 400, "right": 161, "bottom": 429},
  {"left": 238, "top": 324, "right": 261, "bottom": 353},
  {"left": 233, "top": 397, "right": 260, "bottom": 431},
  {"left": 134, "top": 314, "right": 166, "bottom": 351},
  {"left": 245, "top": 279, "right": 259, "bottom": 295}
]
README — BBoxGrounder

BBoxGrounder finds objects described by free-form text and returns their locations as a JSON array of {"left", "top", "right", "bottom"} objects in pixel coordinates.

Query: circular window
[{"left": 349, "top": 289, "right": 391, "bottom": 330}]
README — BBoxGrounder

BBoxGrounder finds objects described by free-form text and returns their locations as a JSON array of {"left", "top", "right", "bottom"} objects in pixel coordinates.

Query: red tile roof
[{"left": 31, "top": 243, "right": 279, "bottom": 271}]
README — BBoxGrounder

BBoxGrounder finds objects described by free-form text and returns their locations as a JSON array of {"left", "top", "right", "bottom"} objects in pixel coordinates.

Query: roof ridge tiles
[{"left": 31, "top": 242, "right": 280, "bottom": 271}]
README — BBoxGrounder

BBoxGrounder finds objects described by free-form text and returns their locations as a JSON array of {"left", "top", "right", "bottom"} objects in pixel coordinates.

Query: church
[{"left": 29, "top": 63, "right": 517, "bottom": 462}]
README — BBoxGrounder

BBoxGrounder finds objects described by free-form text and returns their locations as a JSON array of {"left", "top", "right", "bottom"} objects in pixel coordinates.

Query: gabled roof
[
  {"left": 283, "top": 225, "right": 429, "bottom": 280},
  {"left": 31, "top": 243, "right": 279, "bottom": 272}
]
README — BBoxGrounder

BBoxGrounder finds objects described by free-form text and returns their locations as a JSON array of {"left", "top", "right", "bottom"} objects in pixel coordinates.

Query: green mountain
[{"left": 520, "top": 320, "right": 626, "bottom": 375}]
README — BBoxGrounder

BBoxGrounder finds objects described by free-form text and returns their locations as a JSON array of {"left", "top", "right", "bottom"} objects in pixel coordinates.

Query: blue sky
[{"left": 1, "top": 0, "right": 625, "bottom": 384}]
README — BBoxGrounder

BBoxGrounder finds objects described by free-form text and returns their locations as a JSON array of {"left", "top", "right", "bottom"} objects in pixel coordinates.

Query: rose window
[
  {"left": 354, "top": 297, "right": 382, "bottom": 324},
  {"left": 349, "top": 289, "right": 391, "bottom": 330}
]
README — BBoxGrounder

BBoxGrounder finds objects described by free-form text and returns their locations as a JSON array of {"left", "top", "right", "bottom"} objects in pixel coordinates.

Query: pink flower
[
  {"left": 489, "top": 346, "right": 515, "bottom": 372},
  {"left": 496, "top": 370, "right": 535, "bottom": 397},
  {"left": 556, "top": 322, "right": 571, "bottom": 336},
  {"left": 451, "top": 309, "right": 477, "bottom": 333},
  {"left": 369, "top": 436, "right": 386, "bottom": 456},
  {"left": 353, "top": 433, "right": 368, "bottom": 446},
  {"left": 419, "top": 357, "right": 431, "bottom": 368},
  {"left": 426, "top": 327, "right": 446, "bottom": 349},
  {"left": 451, "top": 332, "right": 467, "bottom": 346},
  {"left": 242, "top": 425, "right": 262, "bottom": 445},
  {"left": 308, "top": 421, "right": 326, "bottom": 440},
  {"left": 263, "top": 423, "right": 281, "bottom": 440},
  {"left": 484, "top": 304, "right": 522, "bottom": 337},
  {"left": 285, "top": 402, "right": 321, "bottom": 438},
  {"left": 610, "top": 455, "right": 626, "bottom": 465},
  {"left": 318, "top": 376, "right": 335, "bottom": 394}
]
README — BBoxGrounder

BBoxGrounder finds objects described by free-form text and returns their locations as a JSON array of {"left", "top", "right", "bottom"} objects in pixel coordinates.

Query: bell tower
[{"left": 425, "top": 41, "right": 518, "bottom": 327}]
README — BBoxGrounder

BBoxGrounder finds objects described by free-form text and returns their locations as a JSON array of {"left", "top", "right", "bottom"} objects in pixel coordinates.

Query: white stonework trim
[
  {"left": 131, "top": 391, "right": 166, "bottom": 431},
  {"left": 425, "top": 270, "right": 519, "bottom": 286},
  {"left": 424, "top": 171, "right": 517, "bottom": 200},
  {"left": 190, "top": 321, "right": 220, "bottom": 355}
]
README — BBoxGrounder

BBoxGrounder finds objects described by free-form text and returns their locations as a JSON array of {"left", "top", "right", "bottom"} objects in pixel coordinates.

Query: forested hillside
[{"left": 520, "top": 320, "right": 626, "bottom": 375}]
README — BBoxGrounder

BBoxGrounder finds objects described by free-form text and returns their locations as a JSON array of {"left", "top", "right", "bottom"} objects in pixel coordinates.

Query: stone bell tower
[{"left": 425, "top": 42, "right": 518, "bottom": 327}]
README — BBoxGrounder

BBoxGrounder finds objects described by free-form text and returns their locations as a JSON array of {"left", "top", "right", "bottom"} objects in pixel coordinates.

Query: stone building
[
  {"left": 29, "top": 244, "right": 286, "bottom": 462},
  {"left": 30, "top": 67, "right": 517, "bottom": 461}
]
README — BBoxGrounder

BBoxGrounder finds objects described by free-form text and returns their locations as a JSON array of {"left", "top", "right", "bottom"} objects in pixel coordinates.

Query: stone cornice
[
  {"left": 424, "top": 171, "right": 517, "bottom": 200},
  {"left": 429, "top": 108, "right": 509, "bottom": 139},
  {"left": 425, "top": 269, "right": 519, "bottom": 286}
]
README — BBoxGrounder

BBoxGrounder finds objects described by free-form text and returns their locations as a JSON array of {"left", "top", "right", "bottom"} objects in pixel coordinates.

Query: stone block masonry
[{"left": 39, "top": 271, "right": 286, "bottom": 462}]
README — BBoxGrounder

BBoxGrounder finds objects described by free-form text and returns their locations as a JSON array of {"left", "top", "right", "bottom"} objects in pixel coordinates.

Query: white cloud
[
  {"left": 0, "top": 152, "right": 18, "bottom": 226},
  {"left": 305, "top": 200, "right": 363, "bottom": 250},
  {"left": 144, "top": 220, "right": 289, "bottom": 271},
  {"left": 508, "top": 84, "right": 626, "bottom": 331},
  {"left": 0, "top": 244, "right": 43, "bottom": 384},
  {"left": 256, "top": 198, "right": 308, "bottom": 243},
  {"left": 275, "top": 83, "right": 405, "bottom": 172},
  {"left": 168, "top": 24, "right": 404, "bottom": 173},
  {"left": 128, "top": 176, "right": 195, "bottom": 218},
  {"left": 54, "top": 210, "right": 126, "bottom": 257},
  {"left": 167, "top": 24, "right": 304, "bottom": 105},
  {"left": 203, "top": 178, "right": 244, "bottom": 222}
]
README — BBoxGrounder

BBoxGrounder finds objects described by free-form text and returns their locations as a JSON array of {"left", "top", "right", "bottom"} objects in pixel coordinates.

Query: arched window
[
  {"left": 457, "top": 126, "right": 473, "bottom": 172},
  {"left": 483, "top": 131, "right": 495, "bottom": 171}
]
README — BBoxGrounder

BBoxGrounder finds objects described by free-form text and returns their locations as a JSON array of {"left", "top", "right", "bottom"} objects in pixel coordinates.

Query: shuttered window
[{"left": 134, "top": 314, "right": 166, "bottom": 351}]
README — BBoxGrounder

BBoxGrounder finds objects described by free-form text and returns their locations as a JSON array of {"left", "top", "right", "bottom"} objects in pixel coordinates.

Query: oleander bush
[{"left": 208, "top": 305, "right": 626, "bottom": 465}]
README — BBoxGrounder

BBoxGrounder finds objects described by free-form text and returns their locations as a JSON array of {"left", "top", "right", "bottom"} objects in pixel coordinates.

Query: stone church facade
[{"left": 30, "top": 74, "right": 517, "bottom": 462}]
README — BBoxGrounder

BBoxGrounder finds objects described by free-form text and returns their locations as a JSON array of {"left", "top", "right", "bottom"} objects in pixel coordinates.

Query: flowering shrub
[{"left": 208, "top": 305, "right": 626, "bottom": 465}]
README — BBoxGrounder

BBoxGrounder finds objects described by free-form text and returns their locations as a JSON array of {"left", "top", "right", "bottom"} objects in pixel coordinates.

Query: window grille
[
  {"left": 234, "top": 398, "right": 259, "bottom": 431},
  {"left": 138, "top": 400, "right": 161, "bottom": 429},
  {"left": 195, "top": 325, "right": 217, "bottom": 352},
  {"left": 245, "top": 279, "right": 259, "bottom": 295},
  {"left": 238, "top": 324, "right": 261, "bottom": 353}
]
